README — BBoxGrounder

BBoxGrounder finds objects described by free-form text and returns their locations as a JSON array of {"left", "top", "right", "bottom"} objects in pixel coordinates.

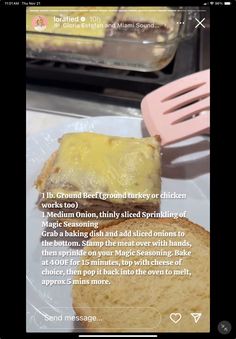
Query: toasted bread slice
[{"left": 72, "top": 218, "right": 209, "bottom": 332}]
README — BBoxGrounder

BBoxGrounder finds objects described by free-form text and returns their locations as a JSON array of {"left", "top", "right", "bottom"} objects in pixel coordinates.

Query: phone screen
[{"left": 25, "top": 5, "right": 211, "bottom": 334}]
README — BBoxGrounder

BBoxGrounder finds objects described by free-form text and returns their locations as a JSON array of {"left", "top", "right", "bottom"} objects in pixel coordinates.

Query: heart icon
[{"left": 170, "top": 313, "right": 182, "bottom": 324}]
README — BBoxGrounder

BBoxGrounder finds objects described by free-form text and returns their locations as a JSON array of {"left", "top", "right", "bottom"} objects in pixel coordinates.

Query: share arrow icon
[{"left": 191, "top": 313, "right": 202, "bottom": 323}]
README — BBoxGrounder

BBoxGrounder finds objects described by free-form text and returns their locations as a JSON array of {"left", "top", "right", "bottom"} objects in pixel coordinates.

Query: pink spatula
[{"left": 141, "top": 69, "right": 210, "bottom": 146}]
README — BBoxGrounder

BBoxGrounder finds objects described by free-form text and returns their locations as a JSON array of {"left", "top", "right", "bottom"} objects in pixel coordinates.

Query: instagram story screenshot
[{"left": 0, "top": 1, "right": 235, "bottom": 338}]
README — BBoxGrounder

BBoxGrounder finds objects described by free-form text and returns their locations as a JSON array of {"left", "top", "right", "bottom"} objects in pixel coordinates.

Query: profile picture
[{"left": 32, "top": 15, "right": 48, "bottom": 32}]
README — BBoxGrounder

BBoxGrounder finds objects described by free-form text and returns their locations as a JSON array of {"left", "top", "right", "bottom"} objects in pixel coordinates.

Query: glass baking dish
[{"left": 26, "top": 6, "right": 199, "bottom": 72}]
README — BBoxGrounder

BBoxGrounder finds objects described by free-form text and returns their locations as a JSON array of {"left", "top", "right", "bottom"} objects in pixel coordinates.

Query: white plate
[{"left": 26, "top": 116, "right": 210, "bottom": 332}]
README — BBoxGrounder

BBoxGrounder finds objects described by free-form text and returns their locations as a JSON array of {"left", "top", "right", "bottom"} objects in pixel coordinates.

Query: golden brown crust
[
  {"left": 154, "top": 135, "right": 162, "bottom": 144},
  {"left": 35, "top": 151, "right": 57, "bottom": 191}
]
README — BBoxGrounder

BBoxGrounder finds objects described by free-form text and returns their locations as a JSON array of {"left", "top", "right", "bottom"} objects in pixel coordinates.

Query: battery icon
[{"left": 224, "top": 2, "right": 231, "bottom": 4}]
